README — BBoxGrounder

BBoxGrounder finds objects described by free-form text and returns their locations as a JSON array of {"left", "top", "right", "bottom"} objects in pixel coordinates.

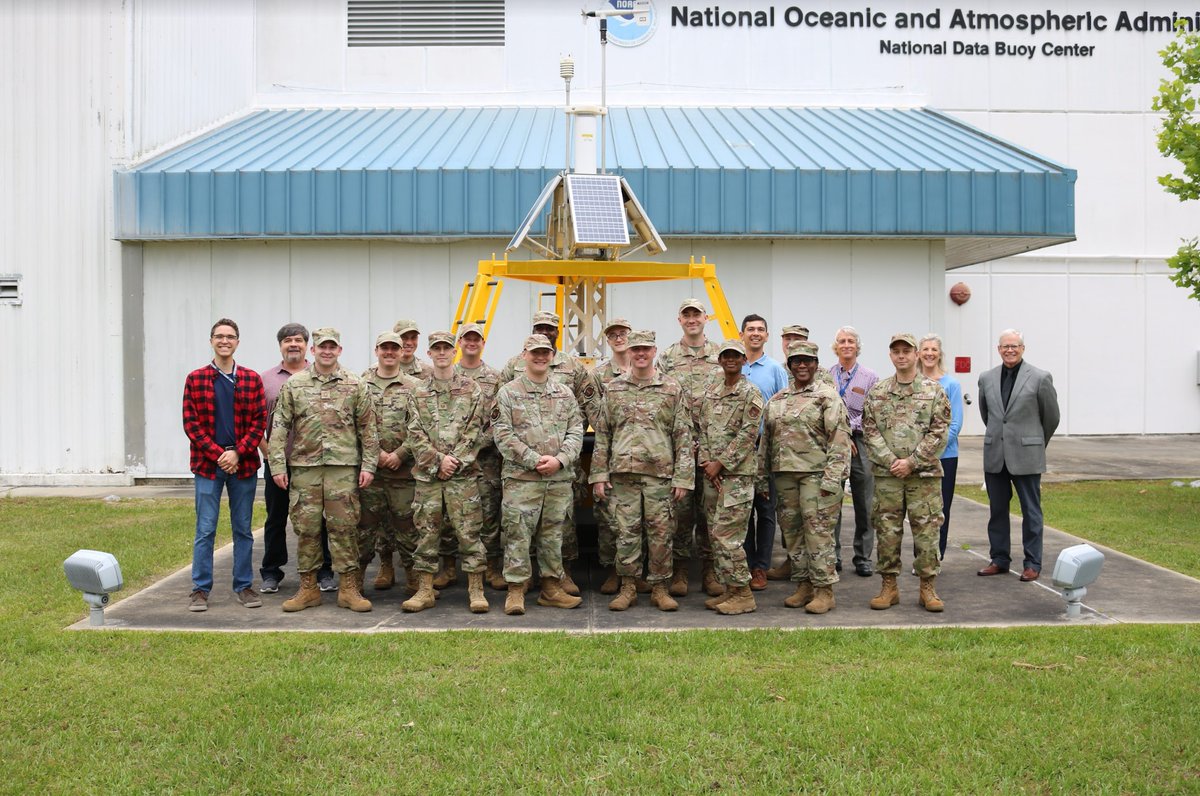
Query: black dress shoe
[
  {"left": 835, "top": 561, "right": 842, "bottom": 572},
  {"left": 855, "top": 562, "right": 874, "bottom": 577}
]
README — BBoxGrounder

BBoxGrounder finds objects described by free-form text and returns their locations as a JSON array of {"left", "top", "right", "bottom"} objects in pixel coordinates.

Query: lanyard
[
  {"left": 211, "top": 362, "right": 237, "bottom": 386},
  {"left": 837, "top": 363, "right": 858, "bottom": 398}
]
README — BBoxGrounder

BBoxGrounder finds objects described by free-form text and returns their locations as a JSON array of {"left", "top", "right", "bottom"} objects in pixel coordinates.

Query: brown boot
[
  {"left": 716, "top": 585, "right": 757, "bottom": 615},
  {"left": 373, "top": 556, "right": 395, "bottom": 591},
  {"left": 467, "top": 571, "right": 489, "bottom": 613},
  {"left": 486, "top": 558, "right": 508, "bottom": 590},
  {"left": 600, "top": 567, "right": 620, "bottom": 595},
  {"left": 608, "top": 577, "right": 638, "bottom": 611},
  {"left": 701, "top": 560, "right": 722, "bottom": 596},
  {"left": 635, "top": 577, "right": 652, "bottom": 594},
  {"left": 650, "top": 583, "right": 679, "bottom": 612},
  {"left": 282, "top": 570, "right": 323, "bottom": 612},
  {"left": 805, "top": 585, "right": 836, "bottom": 615},
  {"left": 704, "top": 584, "right": 730, "bottom": 610},
  {"left": 919, "top": 576, "right": 945, "bottom": 612},
  {"left": 401, "top": 572, "right": 437, "bottom": 613},
  {"left": 560, "top": 568, "right": 581, "bottom": 597},
  {"left": 432, "top": 556, "right": 457, "bottom": 589},
  {"left": 538, "top": 576, "right": 583, "bottom": 609},
  {"left": 783, "top": 581, "right": 814, "bottom": 609},
  {"left": 403, "top": 566, "right": 419, "bottom": 596},
  {"left": 337, "top": 570, "right": 373, "bottom": 612},
  {"left": 765, "top": 558, "right": 793, "bottom": 580},
  {"left": 504, "top": 580, "right": 528, "bottom": 615},
  {"left": 668, "top": 560, "right": 689, "bottom": 597},
  {"left": 870, "top": 574, "right": 900, "bottom": 610}
]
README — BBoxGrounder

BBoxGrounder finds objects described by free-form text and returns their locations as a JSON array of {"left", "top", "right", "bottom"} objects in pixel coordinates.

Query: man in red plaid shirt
[{"left": 182, "top": 318, "right": 266, "bottom": 613}]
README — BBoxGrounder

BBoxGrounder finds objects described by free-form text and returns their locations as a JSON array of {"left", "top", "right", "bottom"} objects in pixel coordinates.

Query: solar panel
[
  {"left": 506, "top": 174, "right": 562, "bottom": 253},
  {"left": 566, "top": 174, "right": 630, "bottom": 246}
]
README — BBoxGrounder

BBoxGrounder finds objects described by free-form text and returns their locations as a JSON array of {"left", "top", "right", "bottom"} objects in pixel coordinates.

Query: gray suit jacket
[{"left": 978, "top": 360, "right": 1061, "bottom": 475}]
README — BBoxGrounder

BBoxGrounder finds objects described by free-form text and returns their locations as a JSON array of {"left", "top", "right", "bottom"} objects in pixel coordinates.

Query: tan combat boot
[
  {"left": 401, "top": 572, "right": 437, "bottom": 613},
  {"left": 704, "top": 584, "right": 730, "bottom": 610},
  {"left": 337, "top": 570, "right": 373, "bottom": 612},
  {"left": 282, "top": 570, "right": 323, "bottom": 612},
  {"left": 599, "top": 567, "right": 620, "bottom": 595},
  {"left": 635, "top": 576, "right": 652, "bottom": 594},
  {"left": 403, "top": 566, "right": 419, "bottom": 597},
  {"left": 505, "top": 580, "right": 528, "bottom": 615},
  {"left": 668, "top": 560, "right": 689, "bottom": 597},
  {"left": 373, "top": 556, "right": 395, "bottom": 591},
  {"left": 432, "top": 556, "right": 458, "bottom": 589},
  {"left": 766, "top": 558, "right": 793, "bottom": 580},
  {"left": 701, "top": 560, "right": 722, "bottom": 596},
  {"left": 486, "top": 558, "right": 508, "bottom": 590},
  {"left": 650, "top": 583, "right": 679, "bottom": 612},
  {"left": 919, "top": 576, "right": 945, "bottom": 612},
  {"left": 538, "top": 576, "right": 583, "bottom": 609},
  {"left": 608, "top": 577, "right": 638, "bottom": 611},
  {"left": 870, "top": 574, "right": 900, "bottom": 610},
  {"left": 783, "top": 581, "right": 814, "bottom": 609},
  {"left": 716, "top": 585, "right": 757, "bottom": 615},
  {"left": 560, "top": 568, "right": 581, "bottom": 597},
  {"left": 467, "top": 571, "right": 489, "bottom": 613},
  {"left": 805, "top": 585, "right": 836, "bottom": 615}
]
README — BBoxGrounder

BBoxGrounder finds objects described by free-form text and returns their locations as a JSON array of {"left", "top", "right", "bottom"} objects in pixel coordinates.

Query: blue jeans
[
  {"left": 743, "top": 473, "right": 777, "bottom": 571},
  {"left": 193, "top": 470, "right": 257, "bottom": 593}
]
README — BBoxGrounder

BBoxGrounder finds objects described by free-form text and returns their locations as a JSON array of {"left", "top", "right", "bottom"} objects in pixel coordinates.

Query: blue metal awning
[{"left": 114, "top": 106, "right": 1076, "bottom": 267}]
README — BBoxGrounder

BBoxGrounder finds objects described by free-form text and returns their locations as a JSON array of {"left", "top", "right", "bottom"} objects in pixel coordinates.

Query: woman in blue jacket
[{"left": 919, "top": 334, "right": 964, "bottom": 560}]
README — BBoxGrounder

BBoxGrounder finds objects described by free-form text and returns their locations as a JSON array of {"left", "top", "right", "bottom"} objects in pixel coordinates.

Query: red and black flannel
[{"left": 182, "top": 364, "right": 267, "bottom": 479}]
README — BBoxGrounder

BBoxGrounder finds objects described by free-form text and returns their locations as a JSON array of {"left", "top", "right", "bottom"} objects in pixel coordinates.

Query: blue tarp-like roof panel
[{"left": 114, "top": 106, "right": 1075, "bottom": 265}]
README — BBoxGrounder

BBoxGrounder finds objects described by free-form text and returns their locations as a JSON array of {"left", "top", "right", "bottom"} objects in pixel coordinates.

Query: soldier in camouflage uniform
[
  {"left": 696, "top": 340, "right": 764, "bottom": 616},
  {"left": 760, "top": 340, "right": 852, "bottom": 614},
  {"left": 499, "top": 310, "right": 600, "bottom": 596},
  {"left": 454, "top": 322, "right": 506, "bottom": 590},
  {"left": 656, "top": 298, "right": 723, "bottom": 598},
  {"left": 493, "top": 334, "right": 585, "bottom": 615},
  {"left": 592, "top": 317, "right": 632, "bottom": 594},
  {"left": 268, "top": 327, "right": 379, "bottom": 613},
  {"left": 591, "top": 330, "right": 694, "bottom": 612},
  {"left": 401, "top": 331, "right": 489, "bottom": 614},
  {"left": 862, "top": 333, "right": 952, "bottom": 613},
  {"left": 393, "top": 318, "right": 434, "bottom": 379},
  {"left": 357, "top": 331, "right": 422, "bottom": 594}
]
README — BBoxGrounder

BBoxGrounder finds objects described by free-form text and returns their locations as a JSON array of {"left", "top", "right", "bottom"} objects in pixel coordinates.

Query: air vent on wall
[{"left": 349, "top": 0, "right": 505, "bottom": 47}]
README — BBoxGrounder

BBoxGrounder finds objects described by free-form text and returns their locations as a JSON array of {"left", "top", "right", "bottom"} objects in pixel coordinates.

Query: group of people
[{"left": 182, "top": 302, "right": 1060, "bottom": 618}]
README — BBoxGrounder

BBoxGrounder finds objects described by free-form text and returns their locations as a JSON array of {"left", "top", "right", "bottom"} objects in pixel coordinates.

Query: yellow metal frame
[{"left": 452, "top": 254, "right": 739, "bottom": 348}]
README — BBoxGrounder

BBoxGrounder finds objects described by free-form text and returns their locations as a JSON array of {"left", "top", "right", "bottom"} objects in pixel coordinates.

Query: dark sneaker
[
  {"left": 260, "top": 577, "right": 280, "bottom": 594},
  {"left": 318, "top": 574, "right": 337, "bottom": 592},
  {"left": 237, "top": 588, "right": 262, "bottom": 608},
  {"left": 189, "top": 590, "right": 209, "bottom": 612}
]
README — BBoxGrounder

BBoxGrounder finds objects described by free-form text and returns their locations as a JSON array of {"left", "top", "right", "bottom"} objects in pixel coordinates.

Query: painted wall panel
[{"left": 1067, "top": 275, "right": 1146, "bottom": 433}]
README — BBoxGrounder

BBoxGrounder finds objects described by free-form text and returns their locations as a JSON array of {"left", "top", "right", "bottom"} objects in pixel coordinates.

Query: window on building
[
  {"left": 348, "top": 0, "right": 505, "bottom": 47},
  {"left": 0, "top": 275, "right": 21, "bottom": 305}
]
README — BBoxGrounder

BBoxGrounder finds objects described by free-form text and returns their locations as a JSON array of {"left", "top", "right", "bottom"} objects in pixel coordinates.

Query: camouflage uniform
[
  {"left": 400, "top": 357, "right": 434, "bottom": 380},
  {"left": 657, "top": 340, "right": 722, "bottom": 563},
  {"left": 760, "top": 379, "right": 852, "bottom": 588},
  {"left": 696, "top": 375, "right": 764, "bottom": 587},
  {"left": 591, "top": 357, "right": 628, "bottom": 569},
  {"left": 268, "top": 365, "right": 379, "bottom": 574},
  {"left": 862, "top": 375, "right": 951, "bottom": 578},
  {"left": 590, "top": 371, "right": 693, "bottom": 584},
  {"left": 493, "top": 374, "right": 584, "bottom": 583},
  {"left": 357, "top": 366, "right": 422, "bottom": 571},
  {"left": 406, "top": 373, "right": 487, "bottom": 574},
  {"left": 456, "top": 360, "right": 502, "bottom": 561}
]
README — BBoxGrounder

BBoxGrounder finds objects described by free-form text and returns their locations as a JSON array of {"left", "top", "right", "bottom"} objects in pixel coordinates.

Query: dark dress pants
[
  {"left": 833, "top": 431, "right": 874, "bottom": 567},
  {"left": 985, "top": 465, "right": 1044, "bottom": 573}
]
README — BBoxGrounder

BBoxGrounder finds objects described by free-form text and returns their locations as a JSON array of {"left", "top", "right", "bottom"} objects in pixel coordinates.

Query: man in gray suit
[{"left": 976, "top": 329, "right": 1061, "bottom": 582}]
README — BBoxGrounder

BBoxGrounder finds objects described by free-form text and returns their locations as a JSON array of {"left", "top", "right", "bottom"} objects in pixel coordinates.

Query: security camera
[
  {"left": 63, "top": 550, "right": 124, "bottom": 626},
  {"left": 1051, "top": 543, "right": 1104, "bottom": 619}
]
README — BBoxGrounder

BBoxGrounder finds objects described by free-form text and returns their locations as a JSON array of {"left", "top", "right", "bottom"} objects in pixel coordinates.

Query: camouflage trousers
[
  {"left": 413, "top": 477, "right": 486, "bottom": 574},
  {"left": 673, "top": 465, "right": 712, "bottom": 562},
  {"left": 609, "top": 473, "right": 676, "bottom": 584},
  {"left": 357, "top": 473, "right": 415, "bottom": 570},
  {"left": 501, "top": 478, "right": 571, "bottom": 583},
  {"left": 701, "top": 474, "right": 753, "bottom": 587},
  {"left": 775, "top": 472, "right": 842, "bottom": 588},
  {"left": 289, "top": 465, "right": 360, "bottom": 575},
  {"left": 479, "top": 451, "right": 502, "bottom": 558},
  {"left": 872, "top": 475, "right": 943, "bottom": 578}
]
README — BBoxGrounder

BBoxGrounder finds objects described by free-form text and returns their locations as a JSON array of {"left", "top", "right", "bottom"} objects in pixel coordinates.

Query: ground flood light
[
  {"left": 63, "top": 550, "right": 124, "bottom": 626},
  {"left": 1051, "top": 543, "right": 1105, "bottom": 619}
]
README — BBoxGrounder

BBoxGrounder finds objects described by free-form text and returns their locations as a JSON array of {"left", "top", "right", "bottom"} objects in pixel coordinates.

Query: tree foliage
[{"left": 1153, "top": 25, "right": 1200, "bottom": 300}]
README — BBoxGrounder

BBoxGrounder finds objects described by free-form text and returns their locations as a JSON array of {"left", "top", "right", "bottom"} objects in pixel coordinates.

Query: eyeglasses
[
  {"left": 212, "top": 334, "right": 238, "bottom": 341},
  {"left": 606, "top": 330, "right": 628, "bottom": 340},
  {"left": 999, "top": 344, "right": 1023, "bottom": 351}
]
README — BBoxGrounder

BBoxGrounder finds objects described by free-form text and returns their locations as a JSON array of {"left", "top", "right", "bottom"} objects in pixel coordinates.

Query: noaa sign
[{"left": 607, "top": 0, "right": 657, "bottom": 46}]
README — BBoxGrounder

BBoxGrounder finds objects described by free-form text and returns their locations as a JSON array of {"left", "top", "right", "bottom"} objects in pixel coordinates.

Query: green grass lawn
[
  {"left": 2, "top": 496, "right": 1198, "bottom": 792},
  {"left": 957, "top": 479, "right": 1200, "bottom": 579}
]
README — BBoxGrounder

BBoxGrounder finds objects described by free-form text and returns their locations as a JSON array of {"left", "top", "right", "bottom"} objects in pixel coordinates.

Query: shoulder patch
[
  {"left": 582, "top": 383, "right": 596, "bottom": 398},
  {"left": 490, "top": 406, "right": 500, "bottom": 422},
  {"left": 747, "top": 403, "right": 762, "bottom": 421}
]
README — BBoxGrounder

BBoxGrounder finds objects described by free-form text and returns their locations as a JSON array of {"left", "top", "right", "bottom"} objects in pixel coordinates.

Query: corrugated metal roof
[{"left": 114, "top": 106, "right": 1075, "bottom": 263}]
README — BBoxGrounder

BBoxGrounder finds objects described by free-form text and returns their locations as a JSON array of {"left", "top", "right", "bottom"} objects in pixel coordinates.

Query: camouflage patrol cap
[
  {"left": 456, "top": 322, "right": 485, "bottom": 341},
  {"left": 786, "top": 340, "right": 820, "bottom": 360},
  {"left": 427, "top": 330, "right": 456, "bottom": 347},
  {"left": 312, "top": 327, "right": 341, "bottom": 346},
  {"left": 531, "top": 310, "right": 561, "bottom": 327},
  {"left": 393, "top": 318, "right": 419, "bottom": 335},
  {"left": 889, "top": 332, "right": 918, "bottom": 349},
  {"left": 603, "top": 317, "right": 632, "bottom": 334},
  {"left": 627, "top": 329, "right": 656, "bottom": 348},
  {"left": 678, "top": 298, "right": 706, "bottom": 313},
  {"left": 718, "top": 339, "right": 746, "bottom": 356},
  {"left": 375, "top": 331, "right": 402, "bottom": 347},
  {"left": 523, "top": 334, "right": 555, "bottom": 352},
  {"left": 781, "top": 324, "right": 810, "bottom": 339}
]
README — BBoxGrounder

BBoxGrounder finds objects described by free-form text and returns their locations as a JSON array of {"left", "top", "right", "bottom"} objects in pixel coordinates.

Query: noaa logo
[{"left": 607, "top": 0, "right": 656, "bottom": 47}]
